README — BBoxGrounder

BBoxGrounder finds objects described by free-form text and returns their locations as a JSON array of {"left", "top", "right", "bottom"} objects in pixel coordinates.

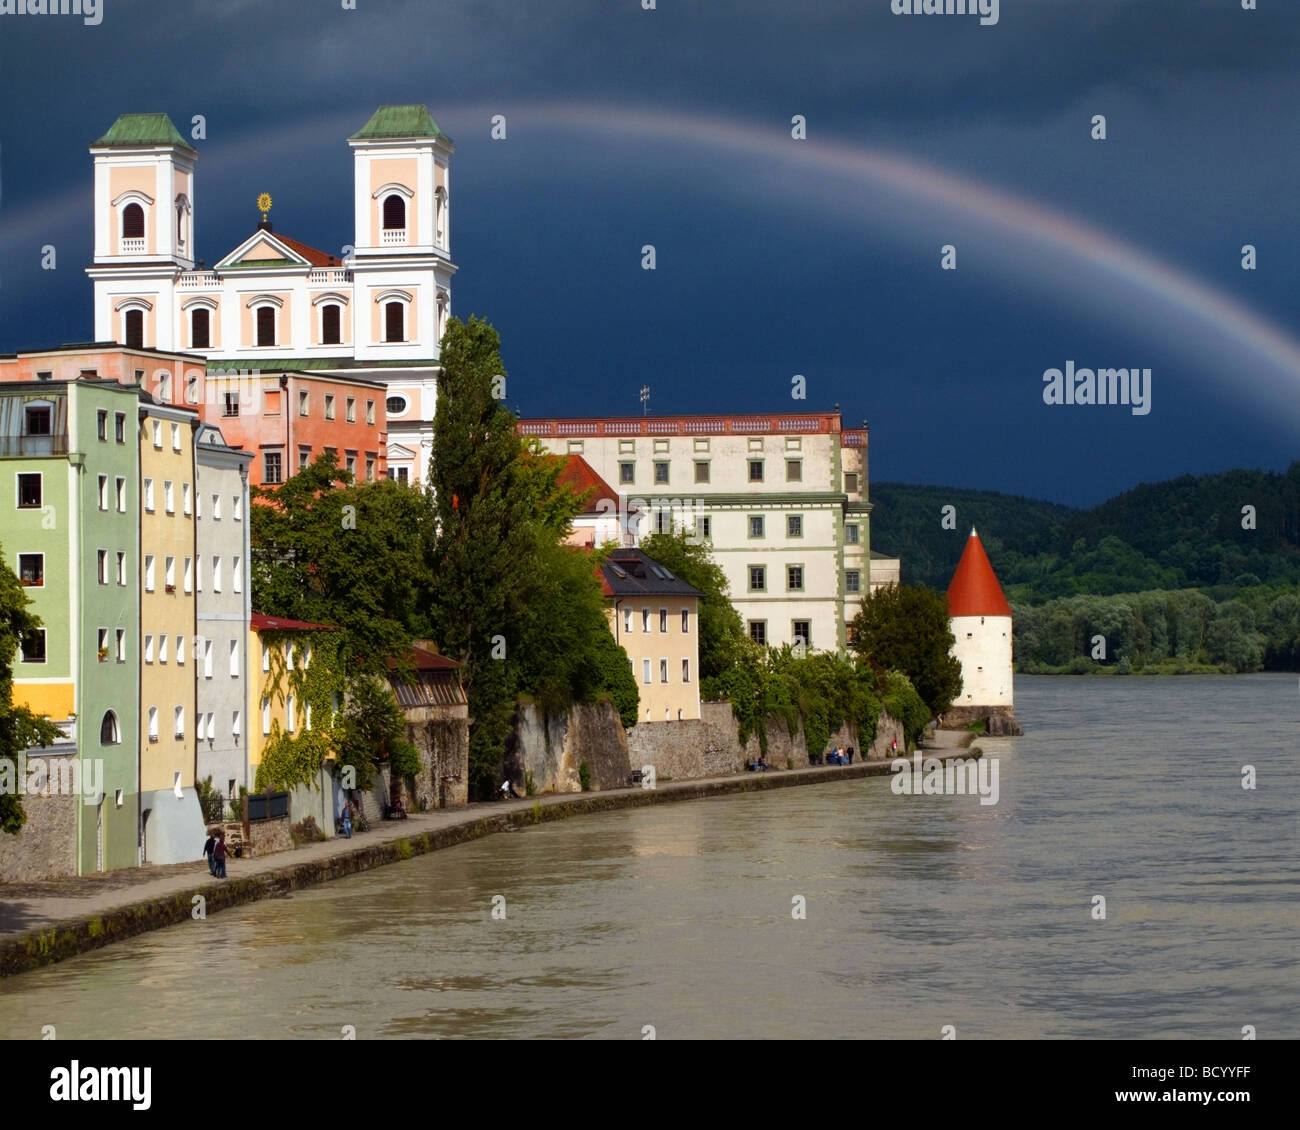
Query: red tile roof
[
  {"left": 947, "top": 529, "right": 1013, "bottom": 617},
  {"left": 275, "top": 233, "right": 343, "bottom": 267},
  {"left": 250, "top": 612, "right": 338, "bottom": 632},
  {"left": 557, "top": 455, "right": 618, "bottom": 514},
  {"left": 385, "top": 645, "right": 462, "bottom": 671}
]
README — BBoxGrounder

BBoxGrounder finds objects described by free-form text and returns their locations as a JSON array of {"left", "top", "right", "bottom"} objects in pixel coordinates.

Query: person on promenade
[
  {"left": 202, "top": 830, "right": 216, "bottom": 875},
  {"left": 213, "top": 831, "right": 228, "bottom": 879},
  {"left": 342, "top": 804, "right": 353, "bottom": 839},
  {"left": 846, "top": 745, "right": 855, "bottom": 765}
]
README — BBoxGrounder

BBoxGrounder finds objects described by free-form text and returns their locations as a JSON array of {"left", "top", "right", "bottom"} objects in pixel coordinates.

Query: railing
[
  {"left": 841, "top": 429, "right": 867, "bottom": 447},
  {"left": 519, "top": 412, "right": 850, "bottom": 439},
  {"left": 0, "top": 435, "right": 70, "bottom": 457},
  {"left": 308, "top": 268, "right": 353, "bottom": 283},
  {"left": 121, "top": 238, "right": 145, "bottom": 253},
  {"left": 380, "top": 229, "right": 407, "bottom": 245},
  {"left": 177, "top": 272, "right": 220, "bottom": 288}
]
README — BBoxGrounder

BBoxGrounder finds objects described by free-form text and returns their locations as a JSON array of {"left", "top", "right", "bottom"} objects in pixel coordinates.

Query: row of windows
[
  {"left": 261, "top": 447, "right": 379, "bottom": 484},
  {"left": 144, "top": 634, "right": 238, "bottom": 679},
  {"left": 748, "top": 620, "right": 813, "bottom": 648},
  {"left": 220, "top": 388, "right": 381, "bottom": 427},
  {"left": 142, "top": 553, "right": 242, "bottom": 594},
  {"left": 11, "top": 473, "right": 243, "bottom": 524},
  {"left": 614, "top": 461, "right": 862, "bottom": 494},
  {"left": 161, "top": 301, "right": 412, "bottom": 353},
  {"left": 746, "top": 565, "right": 860, "bottom": 593},
  {"left": 639, "top": 511, "right": 860, "bottom": 546},
  {"left": 621, "top": 608, "right": 691, "bottom": 634},
  {"left": 634, "top": 657, "right": 692, "bottom": 685}
]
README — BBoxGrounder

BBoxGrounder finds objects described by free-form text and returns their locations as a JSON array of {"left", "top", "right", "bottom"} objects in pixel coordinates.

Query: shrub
[{"left": 578, "top": 760, "right": 591, "bottom": 792}]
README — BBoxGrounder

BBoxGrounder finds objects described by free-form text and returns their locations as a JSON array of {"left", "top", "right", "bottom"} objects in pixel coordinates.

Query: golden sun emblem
[{"left": 257, "top": 192, "right": 273, "bottom": 221}]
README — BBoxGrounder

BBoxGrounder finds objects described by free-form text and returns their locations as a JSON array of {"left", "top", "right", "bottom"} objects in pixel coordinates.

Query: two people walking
[{"left": 202, "top": 829, "right": 228, "bottom": 879}]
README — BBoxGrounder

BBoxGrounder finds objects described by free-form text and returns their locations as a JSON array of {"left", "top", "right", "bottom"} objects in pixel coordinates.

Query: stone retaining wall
[{"left": 0, "top": 792, "right": 77, "bottom": 883}]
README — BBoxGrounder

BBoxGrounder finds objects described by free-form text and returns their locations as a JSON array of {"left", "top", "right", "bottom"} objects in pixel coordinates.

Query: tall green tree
[
  {"left": 0, "top": 545, "right": 62, "bottom": 834},
  {"left": 848, "top": 583, "right": 962, "bottom": 717}
]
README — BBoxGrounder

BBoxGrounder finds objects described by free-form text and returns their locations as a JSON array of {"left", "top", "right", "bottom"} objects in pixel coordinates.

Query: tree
[
  {"left": 638, "top": 529, "right": 754, "bottom": 680},
  {"left": 335, "top": 674, "right": 419, "bottom": 793},
  {"left": 848, "top": 583, "right": 962, "bottom": 717},
  {"left": 0, "top": 544, "right": 62, "bottom": 834}
]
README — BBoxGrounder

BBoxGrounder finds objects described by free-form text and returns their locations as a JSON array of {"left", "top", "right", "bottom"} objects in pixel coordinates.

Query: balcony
[
  {"left": 121, "top": 238, "right": 145, "bottom": 253},
  {"left": 177, "top": 271, "right": 221, "bottom": 289},
  {"left": 0, "top": 434, "right": 70, "bottom": 457},
  {"left": 308, "top": 268, "right": 353, "bottom": 283},
  {"left": 380, "top": 229, "right": 407, "bottom": 246}
]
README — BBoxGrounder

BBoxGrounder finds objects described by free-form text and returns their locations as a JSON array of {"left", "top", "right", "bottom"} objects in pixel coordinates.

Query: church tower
[
  {"left": 87, "top": 113, "right": 197, "bottom": 350},
  {"left": 946, "top": 528, "right": 1021, "bottom": 734}
]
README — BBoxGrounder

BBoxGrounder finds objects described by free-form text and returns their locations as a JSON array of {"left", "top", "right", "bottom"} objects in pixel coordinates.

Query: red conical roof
[{"left": 947, "top": 528, "right": 1012, "bottom": 617}]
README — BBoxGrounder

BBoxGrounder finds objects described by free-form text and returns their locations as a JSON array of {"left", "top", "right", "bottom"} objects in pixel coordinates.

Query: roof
[
  {"left": 387, "top": 647, "right": 466, "bottom": 709},
  {"left": 558, "top": 455, "right": 618, "bottom": 514},
  {"left": 386, "top": 645, "right": 462, "bottom": 672},
  {"left": 947, "top": 529, "right": 1013, "bottom": 618},
  {"left": 264, "top": 232, "right": 343, "bottom": 267},
  {"left": 93, "top": 113, "right": 194, "bottom": 152},
  {"left": 599, "top": 549, "right": 703, "bottom": 599},
  {"left": 349, "top": 105, "right": 448, "bottom": 142},
  {"left": 250, "top": 612, "right": 338, "bottom": 633}
]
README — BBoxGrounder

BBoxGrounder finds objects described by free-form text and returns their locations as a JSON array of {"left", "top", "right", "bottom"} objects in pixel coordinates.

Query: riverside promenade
[{"left": 1, "top": 757, "right": 944, "bottom": 977}]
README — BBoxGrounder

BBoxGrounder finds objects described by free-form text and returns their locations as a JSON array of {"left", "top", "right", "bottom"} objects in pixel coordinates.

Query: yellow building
[
  {"left": 137, "top": 398, "right": 201, "bottom": 864},
  {"left": 600, "top": 548, "right": 702, "bottom": 724}
]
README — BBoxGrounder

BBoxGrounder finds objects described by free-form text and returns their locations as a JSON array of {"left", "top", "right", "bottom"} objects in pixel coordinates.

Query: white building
[
  {"left": 85, "top": 106, "right": 456, "bottom": 485},
  {"left": 946, "top": 527, "right": 1021, "bottom": 733},
  {"left": 521, "top": 411, "right": 874, "bottom": 652}
]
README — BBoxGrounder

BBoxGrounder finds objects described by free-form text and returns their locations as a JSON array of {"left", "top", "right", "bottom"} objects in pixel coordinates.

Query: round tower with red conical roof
[{"left": 945, "top": 527, "right": 1021, "bottom": 733}]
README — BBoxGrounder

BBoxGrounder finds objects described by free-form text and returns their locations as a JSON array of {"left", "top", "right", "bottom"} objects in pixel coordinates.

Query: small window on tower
[
  {"left": 382, "top": 194, "right": 406, "bottom": 230},
  {"left": 191, "top": 308, "right": 210, "bottom": 349},
  {"left": 124, "top": 309, "right": 144, "bottom": 350},
  {"left": 321, "top": 304, "right": 341, "bottom": 345},
  {"left": 385, "top": 302, "right": 404, "bottom": 343},
  {"left": 122, "top": 203, "right": 144, "bottom": 240}
]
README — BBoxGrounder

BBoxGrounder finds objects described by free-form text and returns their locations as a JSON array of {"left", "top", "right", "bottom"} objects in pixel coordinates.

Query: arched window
[
  {"left": 191, "top": 308, "right": 210, "bottom": 349},
  {"left": 124, "top": 309, "right": 144, "bottom": 349},
  {"left": 321, "top": 304, "right": 341, "bottom": 345},
  {"left": 122, "top": 203, "right": 145, "bottom": 240},
  {"left": 382, "top": 194, "right": 405, "bottom": 231},
  {"left": 435, "top": 187, "right": 447, "bottom": 246},
  {"left": 100, "top": 710, "right": 120, "bottom": 745},
  {"left": 384, "top": 302, "right": 404, "bottom": 343},
  {"left": 256, "top": 306, "right": 275, "bottom": 347}
]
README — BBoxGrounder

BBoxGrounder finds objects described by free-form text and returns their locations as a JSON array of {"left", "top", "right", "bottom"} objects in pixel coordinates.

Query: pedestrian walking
[
  {"left": 213, "top": 831, "right": 228, "bottom": 879},
  {"left": 202, "top": 830, "right": 216, "bottom": 875},
  {"left": 342, "top": 804, "right": 352, "bottom": 839}
]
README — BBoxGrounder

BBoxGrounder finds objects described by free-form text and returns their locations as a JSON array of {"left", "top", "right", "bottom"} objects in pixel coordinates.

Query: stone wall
[
  {"left": 247, "top": 814, "right": 293, "bottom": 857},
  {"left": 940, "top": 704, "right": 1022, "bottom": 736},
  {"left": 508, "top": 700, "right": 632, "bottom": 793},
  {"left": 0, "top": 792, "right": 77, "bottom": 882},
  {"left": 405, "top": 706, "right": 469, "bottom": 809}
]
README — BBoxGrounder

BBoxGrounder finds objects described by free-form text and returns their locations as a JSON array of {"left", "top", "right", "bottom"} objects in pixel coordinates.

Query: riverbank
[{"left": 1, "top": 755, "right": 977, "bottom": 978}]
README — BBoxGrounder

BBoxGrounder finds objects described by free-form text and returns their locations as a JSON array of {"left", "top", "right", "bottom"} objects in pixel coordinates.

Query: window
[
  {"left": 114, "top": 412, "right": 126, "bottom": 442},
  {"left": 143, "top": 477, "right": 157, "bottom": 511},
  {"left": 346, "top": 451, "right": 357, "bottom": 475},
  {"left": 660, "top": 658, "right": 669, "bottom": 684},
  {"left": 846, "top": 570, "right": 861, "bottom": 594},
  {"left": 191, "top": 308, "right": 210, "bottom": 349},
  {"left": 115, "top": 628, "right": 126, "bottom": 662},
  {"left": 262, "top": 696, "right": 271, "bottom": 735},
  {"left": 299, "top": 446, "right": 312, "bottom": 471},
  {"left": 844, "top": 472, "right": 859, "bottom": 493},
  {"left": 97, "top": 549, "right": 108, "bottom": 584},
  {"left": 98, "top": 627, "right": 108, "bottom": 657},
  {"left": 186, "top": 374, "right": 199, "bottom": 404},
  {"left": 390, "top": 467, "right": 409, "bottom": 484},
  {"left": 365, "top": 455, "right": 375, "bottom": 481},
  {"left": 144, "top": 555, "right": 155, "bottom": 591},
  {"left": 212, "top": 555, "right": 222, "bottom": 593},
  {"left": 176, "top": 635, "right": 185, "bottom": 665},
  {"left": 346, "top": 397, "right": 356, "bottom": 423},
  {"left": 385, "top": 302, "right": 404, "bottom": 343},
  {"left": 97, "top": 475, "right": 108, "bottom": 511},
  {"left": 321, "top": 304, "right": 341, "bottom": 346},
  {"left": 183, "top": 557, "right": 192, "bottom": 593},
  {"left": 792, "top": 621, "right": 811, "bottom": 648},
  {"left": 287, "top": 694, "right": 297, "bottom": 734},
  {"left": 787, "top": 514, "right": 802, "bottom": 538},
  {"left": 18, "top": 403, "right": 47, "bottom": 437},
  {"left": 682, "top": 659, "right": 690, "bottom": 683},
  {"left": 116, "top": 477, "right": 126, "bottom": 512},
  {"left": 124, "top": 310, "right": 144, "bottom": 349},
  {"left": 642, "top": 658, "right": 651, "bottom": 685},
  {"left": 700, "top": 516, "right": 712, "bottom": 541},
  {"left": 694, "top": 461, "right": 709, "bottom": 483},
  {"left": 232, "top": 710, "right": 241, "bottom": 739},
  {"left": 305, "top": 703, "right": 313, "bottom": 731},
  {"left": 325, "top": 395, "right": 336, "bottom": 421},
  {"left": 18, "top": 554, "right": 43, "bottom": 586},
  {"left": 748, "top": 515, "right": 764, "bottom": 539},
  {"left": 233, "top": 494, "right": 242, "bottom": 521},
  {"left": 171, "top": 422, "right": 181, "bottom": 451},
  {"left": 174, "top": 706, "right": 185, "bottom": 739},
  {"left": 212, "top": 493, "right": 221, "bottom": 520},
  {"left": 654, "top": 461, "right": 669, "bottom": 485},
  {"left": 382, "top": 194, "right": 406, "bottom": 230},
  {"left": 642, "top": 608, "right": 650, "bottom": 633},
  {"left": 845, "top": 523, "right": 859, "bottom": 545},
  {"left": 623, "top": 609, "right": 632, "bottom": 633},
  {"left": 262, "top": 644, "right": 270, "bottom": 673},
  {"left": 17, "top": 474, "right": 41, "bottom": 509},
  {"left": 100, "top": 710, "right": 121, "bottom": 744},
  {"left": 748, "top": 621, "right": 767, "bottom": 646},
  {"left": 158, "top": 634, "right": 168, "bottom": 663},
  {"left": 147, "top": 707, "right": 158, "bottom": 742},
  {"left": 366, "top": 400, "right": 375, "bottom": 425},
  {"left": 230, "top": 639, "right": 239, "bottom": 677},
  {"left": 19, "top": 628, "right": 45, "bottom": 662},
  {"left": 659, "top": 608, "right": 668, "bottom": 633},
  {"left": 786, "top": 459, "right": 802, "bottom": 482},
  {"left": 117, "top": 552, "right": 127, "bottom": 586},
  {"left": 164, "top": 480, "right": 174, "bottom": 514},
  {"left": 299, "top": 390, "right": 310, "bottom": 417},
  {"left": 681, "top": 609, "right": 689, "bottom": 633},
  {"left": 97, "top": 409, "right": 107, "bottom": 441},
  {"left": 787, "top": 565, "right": 804, "bottom": 592},
  {"left": 223, "top": 392, "right": 240, "bottom": 417},
  {"left": 386, "top": 395, "right": 407, "bottom": 415},
  {"left": 182, "top": 482, "right": 191, "bottom": 516},
  {"left": 263, "top": 391, "right": 281, "bottom": 416},
  {"left": 195, "top": 555, "right": 202, "bottom": 591},
  {"left": 748, "top": 460, "right": 764, "bottom": 482},
  {"left": 203, "top": 638, "right": 214, "bottom": 679},
  {"left": 264, "top": 451, "right": 283, "bottom": 484},
  {"left": 144, "top": 634, "right": 154, "bottom": 663},
  {"left": 749, "top": 565, "right": 766, "bottom": 592},
  {"left": 165, "top": 556, "right": 175, "bottom": 590},
  {"left": 233, "top": 556, "right": 242, "bottom": 593},
  {"left": 654, "top": 509, "right": 670, "bottom": 535},
  {"left": 122, "top": 202, "right": 144, "bottom": 239},
  {"left": 619, "top": 462, "right": 635, "bottom": 485},
  {"left": 152, "top": 420, "right": 162, "bottom": 448},
  {"left": 256, "top": 306, "right": 275, "bottom": 347}
]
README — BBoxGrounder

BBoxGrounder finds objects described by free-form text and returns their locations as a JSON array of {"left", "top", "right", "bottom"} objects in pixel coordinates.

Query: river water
[{"left": 2, "top": 674, "right": 1296, "bottom": 1040}]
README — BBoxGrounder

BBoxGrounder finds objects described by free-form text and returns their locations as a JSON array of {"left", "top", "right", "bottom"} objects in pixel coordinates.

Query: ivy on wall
[{"left": 253, "top": 629, "right": 346, "bottom": 793}]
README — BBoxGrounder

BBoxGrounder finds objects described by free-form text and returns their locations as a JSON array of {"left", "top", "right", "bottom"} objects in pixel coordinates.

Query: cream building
[
  {"left": 600, "top": 549, "right": 702, "bottom": 723},
  {"left": 86, "top": 106, "right": 456, "bottom": 485},
  {"left": 524, "top": 411, "right": 873, "bottom": 651}
]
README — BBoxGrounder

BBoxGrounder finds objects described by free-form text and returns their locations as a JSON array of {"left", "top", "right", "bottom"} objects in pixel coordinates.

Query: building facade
[
  {"left": 85, "top": 105, "right": 455, "bottom": 486},
  {"left": 523, "top": 411, "right": 871, "bottom": 652}
]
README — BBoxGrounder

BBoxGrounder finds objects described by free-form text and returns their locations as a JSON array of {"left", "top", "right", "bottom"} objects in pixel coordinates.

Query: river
[{"left": 2, "top": 674, "right": 1296, "bottom": 1039}]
